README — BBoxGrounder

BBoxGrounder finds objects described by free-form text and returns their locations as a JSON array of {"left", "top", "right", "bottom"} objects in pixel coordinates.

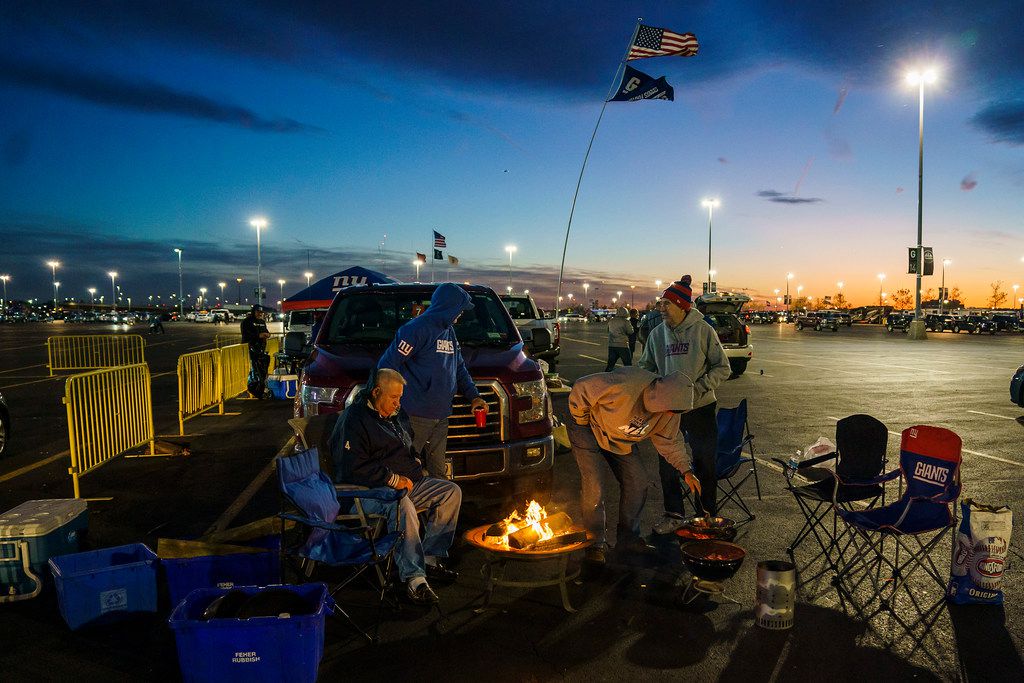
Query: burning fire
[{"left": 489, "top": 500, "right": 554, "bottom": 549}]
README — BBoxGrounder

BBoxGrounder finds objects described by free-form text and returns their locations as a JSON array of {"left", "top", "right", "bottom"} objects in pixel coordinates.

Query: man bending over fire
[
  {"left": 329, "top": 368, "right": 461, "bottom": 606},
  {"left": 568, "top": 367, "right": 702, "bottom": 564}
]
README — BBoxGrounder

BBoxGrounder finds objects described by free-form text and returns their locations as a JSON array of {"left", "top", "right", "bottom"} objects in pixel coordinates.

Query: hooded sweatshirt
[
  {"left": 568, "top": 366, "right": 693, "bottom": 475},
  {"left": 607, "top": 306, "right": 633, "bottom": 348},
  {"left": 638, "top": 308, "right": 731, "bottom": 409},
  {"left": 377, "top": 283, "right": 481, "bottom": 419}
]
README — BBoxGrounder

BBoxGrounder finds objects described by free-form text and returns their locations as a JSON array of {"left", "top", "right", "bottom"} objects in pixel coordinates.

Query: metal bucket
[{"left": 755, "top": 560, "right": 796, "bottom": 630}]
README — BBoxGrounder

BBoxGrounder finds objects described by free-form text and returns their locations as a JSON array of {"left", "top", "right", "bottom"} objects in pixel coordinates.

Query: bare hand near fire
[
  {"left": 684, "top": 471, "right": 702, "bottom": 496},
  {"left": 393, "top": 475, "right": 414, "bottom": 493},
  {"left": 471, "top": 397, "right": 488, "bottom": 414}
]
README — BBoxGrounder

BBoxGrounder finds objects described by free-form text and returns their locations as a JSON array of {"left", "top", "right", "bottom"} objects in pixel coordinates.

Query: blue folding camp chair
[
  {"left": 276, "top": 447, "right": 402, "bottom": 642},
  {"left": 713, "top": 399, "right": 761, "bottom": 523},
  {"left": 833, "top": 425, "right": 962, "bottom": 640}
]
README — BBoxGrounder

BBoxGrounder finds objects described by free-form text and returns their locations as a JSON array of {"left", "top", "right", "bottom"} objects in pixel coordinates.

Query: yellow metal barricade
[
  {"left": 177, "top": 348, "right": 223, "bottom": 435},
  {"left": 219, "top": 343, "right": 251, "bottom": 400},
  {"left": 214, "top": 333, "right": 243, "bottom": 348},
  {"left": 48, "top": 334, "right": 146, "bottom": 375},
  {"left": 266, "top": 335, "right": 281, "bottom": 373},
  {"left": 63, "top": 363, "right": 156, "bottom": 498}
]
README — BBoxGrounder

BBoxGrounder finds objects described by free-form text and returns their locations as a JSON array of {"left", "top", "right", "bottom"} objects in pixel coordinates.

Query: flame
[{"left": 489, "top": 500, "right": 554, "bottom": 548}]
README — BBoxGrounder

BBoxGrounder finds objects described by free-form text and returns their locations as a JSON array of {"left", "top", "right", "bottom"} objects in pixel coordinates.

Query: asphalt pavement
[{"left": 1, "top": 319, "right": 1022, "bottom": 681}]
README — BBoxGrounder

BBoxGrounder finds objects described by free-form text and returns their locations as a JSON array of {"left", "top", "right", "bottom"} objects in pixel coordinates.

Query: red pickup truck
[{"left": 296, "top": 283, "right": 554, "bottom": 504}]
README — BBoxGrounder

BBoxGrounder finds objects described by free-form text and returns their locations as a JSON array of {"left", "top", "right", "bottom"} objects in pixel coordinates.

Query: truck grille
[{"left": 448, "top": 383, "right": 504, "bottom": 448}]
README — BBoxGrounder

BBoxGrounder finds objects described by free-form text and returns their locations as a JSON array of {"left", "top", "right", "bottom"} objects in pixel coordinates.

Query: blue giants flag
[{"left": 608, "top": 65, "right": 674, "bottom": 102}]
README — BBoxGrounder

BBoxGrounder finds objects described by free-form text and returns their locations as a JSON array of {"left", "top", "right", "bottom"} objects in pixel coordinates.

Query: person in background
[
  {"left": 605, "top": 306, "right": 634, "bottom": 371},
  {"left": 628, "top": 308, "right": 640, "bottom": 355},
  {"left": 330, "top": 368, "right": 461, "bottom": 606},
  {"left": 568, "top": 367, "right": 701, "bottom": 564},
  {"left": 637, "top": 298, "right": 668, "bottom": 349},
  {"left": 240, "top": 304, "right": 271, "bottom": 399},
  {"left": 149, "top": 313, "right": 165, "bottom": 334},
  {"left": 639, "top": 275, "right": 731, "bottom": 532},
  {"left": 378, "top": 283, "right": 488, "bottom": 479}
]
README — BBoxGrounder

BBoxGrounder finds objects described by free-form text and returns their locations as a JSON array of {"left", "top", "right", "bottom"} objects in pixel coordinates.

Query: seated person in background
[
  {"left": 568, "top": 367, "right": 702, "bottom": 564},
  {"left": 328, "top": 368, "right": 462, "bottom": 606}
]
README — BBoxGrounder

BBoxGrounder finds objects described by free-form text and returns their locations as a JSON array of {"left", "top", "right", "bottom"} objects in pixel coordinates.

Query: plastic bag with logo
[{"left": 947, "top": 499, "right": 1012, "bottom": 605}]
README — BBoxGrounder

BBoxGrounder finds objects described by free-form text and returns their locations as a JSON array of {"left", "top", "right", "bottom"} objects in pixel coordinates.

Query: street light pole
[
  {"left": 46, "top": 260, "right": 60, "bottom": 309},
  {"left": 108, "top": 271, "right": 118, "bottom": 312},
  {"left": 940, "top": 259, "right": 951, "bottom": 314},
  {"left": 702, "top": 198, "right": 719, "bottom": 293},
  {"left": 174, "top": 248, "right": 184, "bottom": 318},
  {"left": 249, "top": 217, "right": 267, "bottom": 304},
  {"left": 786, "top": 272, "right": 794, "bottom": 313},
  {"left": 88, "top": 287, "right": 95, "bottom": 306},
  {"left": 630, "top": 285, "right": 635, "bottom": 308},
  {"left": 583, "top": 283, "right": 590, "bottom": 307},
  {"left": 878, "top": 273, "right": 886, "bottom": 307},
  {"left": 277, "top": 279, "right": 286, "bottom": 307},
  {"left": 218, "top": 281, "right": 226, "bottom": 304},
  {"left": 907, "top": 68, "right": 937, "bottom": 327},
  {"left": 235, "top": 277, "right": 243, "bottom": 305},
  {"left": 505, "top": 245, "right": 517, "bottom": 293},
  {"left": 0, "top": 275, "right": 9, "bottom": 312},
  {"left": 304, "top": 271, "right": 313, "bottom": 288}
]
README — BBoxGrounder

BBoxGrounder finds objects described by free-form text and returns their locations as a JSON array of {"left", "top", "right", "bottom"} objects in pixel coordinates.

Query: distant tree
[
  {"left": 792, "top": 296, "right": 809, "bottom": 310},
  {"left": 989, "top": 281, "right": 1008, "bottom": 309},
  {"left": 949, "top": 286, "right": 963, "bottom": 307},
  {"left": 834, "top": 292, "right": 849, "bottom": 309},
  {"left": 923, "top": 287, "right": 935, "bottom": 301},
  {"left": 892, "top": 288, "right": 912, "bottom": 310}
]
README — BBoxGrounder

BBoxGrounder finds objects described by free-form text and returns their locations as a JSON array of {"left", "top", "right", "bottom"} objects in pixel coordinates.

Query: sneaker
[
  {"left": 425, "top": 561, "right": 459, "bottom": 584},
  {"left": 652, "top": 514, "right": 686, "bottom": 535},
  {"left": 406, "top": 580, "right": 439, "bottom": 606}
]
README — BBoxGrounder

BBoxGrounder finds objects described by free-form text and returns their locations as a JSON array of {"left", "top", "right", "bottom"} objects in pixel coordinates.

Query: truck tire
[
  {"left": 886, "top": 324, "right": 894, "bottom": 332},
  {"left": 814, "top": 323, "right": 822, "bottom": 331},
  {"left": 729, "top": 359, "right": 748, "bottom": 377},
  {"left": 795, "top": 322, "right": 803, "bottom": 330},
  {"left": 952, "top": 325, "right": 960, "bottom": 333}
]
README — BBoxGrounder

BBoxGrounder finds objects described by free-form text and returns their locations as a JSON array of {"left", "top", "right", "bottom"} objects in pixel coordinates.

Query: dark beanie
[{"left": 663, "top": 275, "right": 693, "bottom": 311}]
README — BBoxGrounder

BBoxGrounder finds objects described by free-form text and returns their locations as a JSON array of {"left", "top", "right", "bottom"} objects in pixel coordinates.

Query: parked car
[
  {"left": 298, "top": 283, "right": 554, "bottom": 504},
  {"left": 1012, "top": 364, "right": 1024, "bottom": 408},
  {"left": 194, "top": 310, "right": 215, "bottom": 323},
  {"left": 795, "top": 311, "right": 838, "bottom": 332},
  {"left": 992, "top": 314, "right": 1021, "bottom": 332},
  {"left": 826, "top": 310, "right": 852, "bottom": 327},
  {"left": 924, "top": 314, "right": 958, "bottom": 332},
  {"left": 0, "top": 390, "right": 8, "bottom": 457},
  {"left": 558, "top": 312, "right": 587, "bottom": 322},
  {"left": 500, "top": 294, "right": 560, "bottom": 371},
  {"left": 964, "top": 315, "right": 997, "bottom": 335},
  {"left": 886, "top": 312, "right": 913, "bottom": 332},
  {"left": 695, "top": 291, "right": 753, "bottom": 376}
]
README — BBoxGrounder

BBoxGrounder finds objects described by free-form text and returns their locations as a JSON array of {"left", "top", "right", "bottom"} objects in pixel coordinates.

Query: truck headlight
[
  {"left": 513, "top": 379, "right": 547, "bottom": 423},
  {"left": 300, "top": 385, "right": 338, "bottom": 416}
]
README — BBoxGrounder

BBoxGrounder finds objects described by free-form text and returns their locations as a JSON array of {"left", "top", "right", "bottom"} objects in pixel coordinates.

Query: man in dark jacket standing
[
  {"left": 605, "top": 306, "right": 634, "bottom": 371},
  {"left": 329, "top": 368, "right": 461, "bottom": 605},
  {"left": 378, "top": 283, "right": 488, "bottom": 479},
  {"left": 240, "top": 305, "right": 271, "bottom": 398}
]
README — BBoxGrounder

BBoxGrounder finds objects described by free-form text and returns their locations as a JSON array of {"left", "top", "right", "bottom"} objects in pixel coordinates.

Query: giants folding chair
[{"left": 712, "top": 399, "right": 761, "bottom": 523}]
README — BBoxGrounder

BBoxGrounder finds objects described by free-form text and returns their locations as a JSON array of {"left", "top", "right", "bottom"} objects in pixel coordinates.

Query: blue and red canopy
[{"left": 282, "top": 266, "right": 398, "bottom": 312}]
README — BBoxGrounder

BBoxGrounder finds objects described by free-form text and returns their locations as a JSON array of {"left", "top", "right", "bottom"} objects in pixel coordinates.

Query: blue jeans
[
  {"left": 408, "top": 415, "right": 450, "bottom": 479},
  {"left": 568, "top": 419, "right": 648, "bottom": 547},
  {"left": 360, "top": 477, "right": 462, "bottom": 581},
  {"left": 658, "top": 401, "right": 718, "bottom": 516}
]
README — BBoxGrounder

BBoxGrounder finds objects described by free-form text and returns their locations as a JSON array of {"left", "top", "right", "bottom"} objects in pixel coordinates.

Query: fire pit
[
  {"left": 463, "top": 501, "right": 594, "bottom": 613},
  {"left": 679, "top": 540, "right": 746, "bottom": 605}
]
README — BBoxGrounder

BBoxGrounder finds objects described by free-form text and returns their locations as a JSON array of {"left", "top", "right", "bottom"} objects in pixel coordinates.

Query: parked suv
[
  {"left": 924, "top": 314, "right": 957, "bottom": 332},
  {"left": 695, "top": 291, "right": 753, "bottom": 376},
  {"left": 963, "top": 315, "right": 997, "bottom": 335},
  {"left": 298, "top": 283, "right": 554, "bottom": 503},
  {"left": 992, "top": 314, "right": 1021, "bottom": 332},
  {"left": 500, "top": 294, "right": 560, "bottom": 371},
  {"left": 795, "top": 311, "right": 838, "bottom": 332},
  {"left": 886, "top": 312, "right": 913, "bottom": 332}
]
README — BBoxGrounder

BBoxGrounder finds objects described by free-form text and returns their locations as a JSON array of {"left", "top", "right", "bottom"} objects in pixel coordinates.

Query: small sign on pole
[
  {"left": 923, "top": 247, "right": 934, "bottom": 276},
  {"left": 908, "top": 247, "right": 919, "bottom": 274}
]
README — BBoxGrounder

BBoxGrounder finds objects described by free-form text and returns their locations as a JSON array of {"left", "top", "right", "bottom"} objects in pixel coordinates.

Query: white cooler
[{"left": 0, "top": 499, "right": 89, "bottom": 602}]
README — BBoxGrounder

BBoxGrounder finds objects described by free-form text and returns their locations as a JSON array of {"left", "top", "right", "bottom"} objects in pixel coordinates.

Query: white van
[{"left": 286, "top": 310, "right": 317, "bottom": 341}]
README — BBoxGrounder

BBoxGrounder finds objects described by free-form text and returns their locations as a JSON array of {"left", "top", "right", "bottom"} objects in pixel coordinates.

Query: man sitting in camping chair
[{"left": 329, "top": 368, "right": 461, "bottom": 606}]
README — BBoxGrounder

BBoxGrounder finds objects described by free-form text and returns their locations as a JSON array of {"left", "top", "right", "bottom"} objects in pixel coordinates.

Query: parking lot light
[
  {"left": 249, "top": 217, "right": 268, "bottom": 304},
  {"left": 304, "top": 271, "right": 314, "bottom": 287},
  {"left": 630, "top": 284, "right": 635, "bottom": 307},
  {"left": 583, "top": 283, "right": 590, "bottom": 304},
  {"left": 505, "top": 245, "right": 517, "bottom": 292},
  {"left": 702, "top": 197, "right": 720, "bottom": 292},
  {"left": 173, "top": 248, "right": 184, "bottom": 318},
  {"left": 199, "top": 287, "right": 207, "bottom": 308},
  {"left": 87, "top": 287, "right": 95, "bottom": 305},
  {"left": 218, "top": 282, "right": 226, "bottom": 302},
  {"left": 0, "top": 274, "right": 9, "bottom": 311},
  {"left": 906, "top": 67, "right": 939, "bottom": 327},
  {"left": 786, "top": 273, "right": 794, "bottom": 312},
  {"left": 46, "top": 260, "right": 60, "bottom": 308},
  {"left": 235, "top": 277, "right": 243, "bottom": 304},
  {"left": 524, "top": 289, "right": 530, "bottom": 294},
  {"left": 108, "top": 271, "right": 118, "bottom": 311},
  {"left": 277, "top": 279, "right": 286, "bottom": 304},
  {"left": 940, "top": 259, "right": 952, "bottom": 314},
  {"left": 877, "top": 273, "right": 886, "bottom": 307},
  {"left": 412, "top": 259, "right": 422, "bottom": 282}
]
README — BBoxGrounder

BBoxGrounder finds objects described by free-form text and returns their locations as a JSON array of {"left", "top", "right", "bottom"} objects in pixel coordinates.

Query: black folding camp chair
[{"left": 773, "top": 414, "right": 888, "bottom": 582}]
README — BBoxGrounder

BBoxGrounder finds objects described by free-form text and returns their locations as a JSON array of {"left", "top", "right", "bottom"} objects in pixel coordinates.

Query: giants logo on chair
[
  {"left": 436, "top": 339, "right": 455, "bottom": 354},
  {"left": 912, "top": 460, "right": 949, "bottom": 485}
]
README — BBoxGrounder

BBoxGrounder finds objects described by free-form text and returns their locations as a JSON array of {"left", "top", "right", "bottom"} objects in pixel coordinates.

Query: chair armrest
[
  {"left": 278, "top": 512, "right": 370, "bottom": 534},
  {"left": 834, "top": 468, "right": 901, "bottom": 486},
  {"left": 799, "top": 451, "right": 837, "bottom": 468}
]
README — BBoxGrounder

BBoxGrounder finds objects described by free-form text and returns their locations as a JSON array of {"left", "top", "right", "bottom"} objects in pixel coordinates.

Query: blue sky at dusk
[{"left": 1, "top": 1, "right": 1022, "bottom": 308}]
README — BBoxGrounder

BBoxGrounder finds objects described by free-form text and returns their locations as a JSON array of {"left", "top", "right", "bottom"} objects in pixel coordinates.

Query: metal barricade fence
[
  {"left": 177, "top": 349, "right": 223, "bottom": 435},
  {"left": 63, "top": 363, "right": 155, "bottom": 498},
  {"left": 214, "top": 333, "right": 243, "bottom": 348},
  {"left": 48, "top": 334, "right": 146, "bottom": 375},
  {"left": 219, "top": 343, "right": 251, "bottom": 400}
]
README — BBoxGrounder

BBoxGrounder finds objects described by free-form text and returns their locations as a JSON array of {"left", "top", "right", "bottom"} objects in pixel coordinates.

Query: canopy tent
[{"left": 281, "top": 266, "right": 398, "bottom": 312}]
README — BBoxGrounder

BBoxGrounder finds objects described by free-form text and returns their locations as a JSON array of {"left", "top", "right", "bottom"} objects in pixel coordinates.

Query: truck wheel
[
  {"left": 729, "top": 359, "right": 748, "bottom": 377},
  {"left": 886, "top": 324, "right": 894, "bottom": 332},
  {"left": 952, "top": 325, "right": 960, "bottom": 333},
  {"left": 795, "top": 322, "right": 803, "bottom": 330},
  {"left": 814, "top": 323, "right": 822, "bottom": 331}
]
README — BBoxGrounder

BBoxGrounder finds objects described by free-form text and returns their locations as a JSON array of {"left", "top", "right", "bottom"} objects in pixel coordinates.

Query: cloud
[
  {"left": 896, "top": 187, "right": 905, "bottom": 193},
  {"left": 832, "top": 85, "right": 848, "bottom": 114},
  {"left": 960, "top": 172, "right": 978, "bottom": 190},
  {"left": 756, "top": 189, "right": 823, "bottom": 204},
  {"left": 0, "top": 56, "right": 323, "bottom": 133},
  {"left": 969, "top": 100, "right": 1024, "bottom": 145}
]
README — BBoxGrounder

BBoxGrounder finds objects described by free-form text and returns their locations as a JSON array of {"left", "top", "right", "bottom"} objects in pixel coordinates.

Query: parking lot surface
[{"left": 1, "top": 320, "right": 1022, "bottom": 681}]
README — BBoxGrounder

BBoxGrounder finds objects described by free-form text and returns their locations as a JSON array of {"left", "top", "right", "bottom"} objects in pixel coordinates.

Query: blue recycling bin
[{"left": 49, "top": 543, "right": 158, "bottom": 630}]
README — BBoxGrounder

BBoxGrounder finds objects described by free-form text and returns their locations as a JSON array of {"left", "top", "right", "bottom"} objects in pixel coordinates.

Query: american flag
[
  {"left": 433, "top": 230, "right": 447, "bottom": 248},
  {"left": 627, "top": 25, "right": 698, "bottom": 60}
]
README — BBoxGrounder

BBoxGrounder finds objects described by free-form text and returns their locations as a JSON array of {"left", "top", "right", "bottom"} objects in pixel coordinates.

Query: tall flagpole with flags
[{"left": 553, "top": 20, "right": 696, "bottom": 314}]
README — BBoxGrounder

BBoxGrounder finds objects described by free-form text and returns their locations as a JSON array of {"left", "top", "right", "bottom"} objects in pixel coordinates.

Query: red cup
[{"left": 474, "top": 406, "right": 487, "bottom": 428}]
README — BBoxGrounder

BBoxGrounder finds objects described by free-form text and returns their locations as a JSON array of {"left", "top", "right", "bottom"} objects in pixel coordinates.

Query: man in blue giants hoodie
[{"left": 378, "top": 283, "right": 489, "bottom": 478}]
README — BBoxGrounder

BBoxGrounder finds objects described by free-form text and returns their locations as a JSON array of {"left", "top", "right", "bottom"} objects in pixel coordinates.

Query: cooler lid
[{"left": 0, "top": 499, "right": 88, "bottom": 537}]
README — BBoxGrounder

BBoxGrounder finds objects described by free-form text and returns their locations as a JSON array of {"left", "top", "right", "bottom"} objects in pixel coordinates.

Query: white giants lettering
[
  {"left": 912, "top": 461, "right": 949, "bottom": 485},
  {"left": 436, "top": 339, "right": 455, "bottom": 354}
]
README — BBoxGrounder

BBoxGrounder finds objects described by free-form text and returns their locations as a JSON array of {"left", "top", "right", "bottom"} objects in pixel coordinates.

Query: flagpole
[
  {"left": 554, "top": 19, "right": 642, "bottom": 315},
  {"left": 430, "top": 231, "right": 434, "bottom": 283}
]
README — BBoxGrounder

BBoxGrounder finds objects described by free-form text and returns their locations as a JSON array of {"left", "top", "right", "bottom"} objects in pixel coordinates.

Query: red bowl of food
[{"left": 680, "top": 540, "right": 746, "bottom": 582}]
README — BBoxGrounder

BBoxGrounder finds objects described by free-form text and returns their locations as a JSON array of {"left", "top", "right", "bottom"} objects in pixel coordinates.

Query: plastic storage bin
[
  {"left": 266, "top": 373, "right": 298, "bottom": 400},
  {"left": 49, "top": 543, "right": 158, "bottom": 629},
  {"left": 169, "top": 583, "right": 331, "bottom": 683},
  {"left": 162, "top": 544, "right": 280, "bottom": 609},
  {"left": 0, "top": 499, "right": 88, "bottom": 602}
]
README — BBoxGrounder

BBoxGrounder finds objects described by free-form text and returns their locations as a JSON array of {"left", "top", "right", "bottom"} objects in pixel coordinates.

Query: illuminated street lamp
[
  {"left": 199, "top": 287, "right": 207, "bottom": 308},
  {"left": 505, "top": 245, "right": 517, "bottom": 292},
  {"left": 702, "top": 197, "right": 720, "bottom": 292},
  {"left": 616, "top": 290, "right": 622, "bottom": 305},
  {"left": 630, "top": 284, "right": 635, "bottom": 307},
  {"left": 583, "top": 283, "right": 590, "bottom": 306},
  {"left": 87, "top": 287, "right": 96, "bottom": 305},
  {"left": 108, "top": 271, "right": 118, "bottom": 311},
  {"left": 277, "top": 279, "right": 286, "bottom": 305},
  {"left": 413, "top": 259, "right": 422, "bottom": 282},
  {"left": 218, "top": 282, "right": 226, "bottom": 303},
  {"left": 906, "top": 66, "right": 939, "bottom": 328},
  {"left": 940, "top": 259, "right": 952, "bottom": 314},
  {"left": 523, "top": 289, "right": 530, "bottom": 294},
  {"left": 786, "top": 272, "right": 794, "bottom": 312},
  {"left": 249, "top": 216, "right": 268, "bottom": 304},
  {"left": 877, "top": 273, "right": 886, "bottom": 307},
  {"left": 46, "top": 260, "right": 60, "bottom": 308},
  {"left": 173, "top": 248, "right": 184, "bottom": 318},
  {"left": 506, "top": 286, "right": 513, "bottom": 294},
  {"left": 235, "top": 277, "right": 243, "bottom": 305},
  {"left": 304, "top": 271, "right": 314, "bottom": 287},
  {"left": 0, "top": 274, "right": 9, "bottom": 311}
]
